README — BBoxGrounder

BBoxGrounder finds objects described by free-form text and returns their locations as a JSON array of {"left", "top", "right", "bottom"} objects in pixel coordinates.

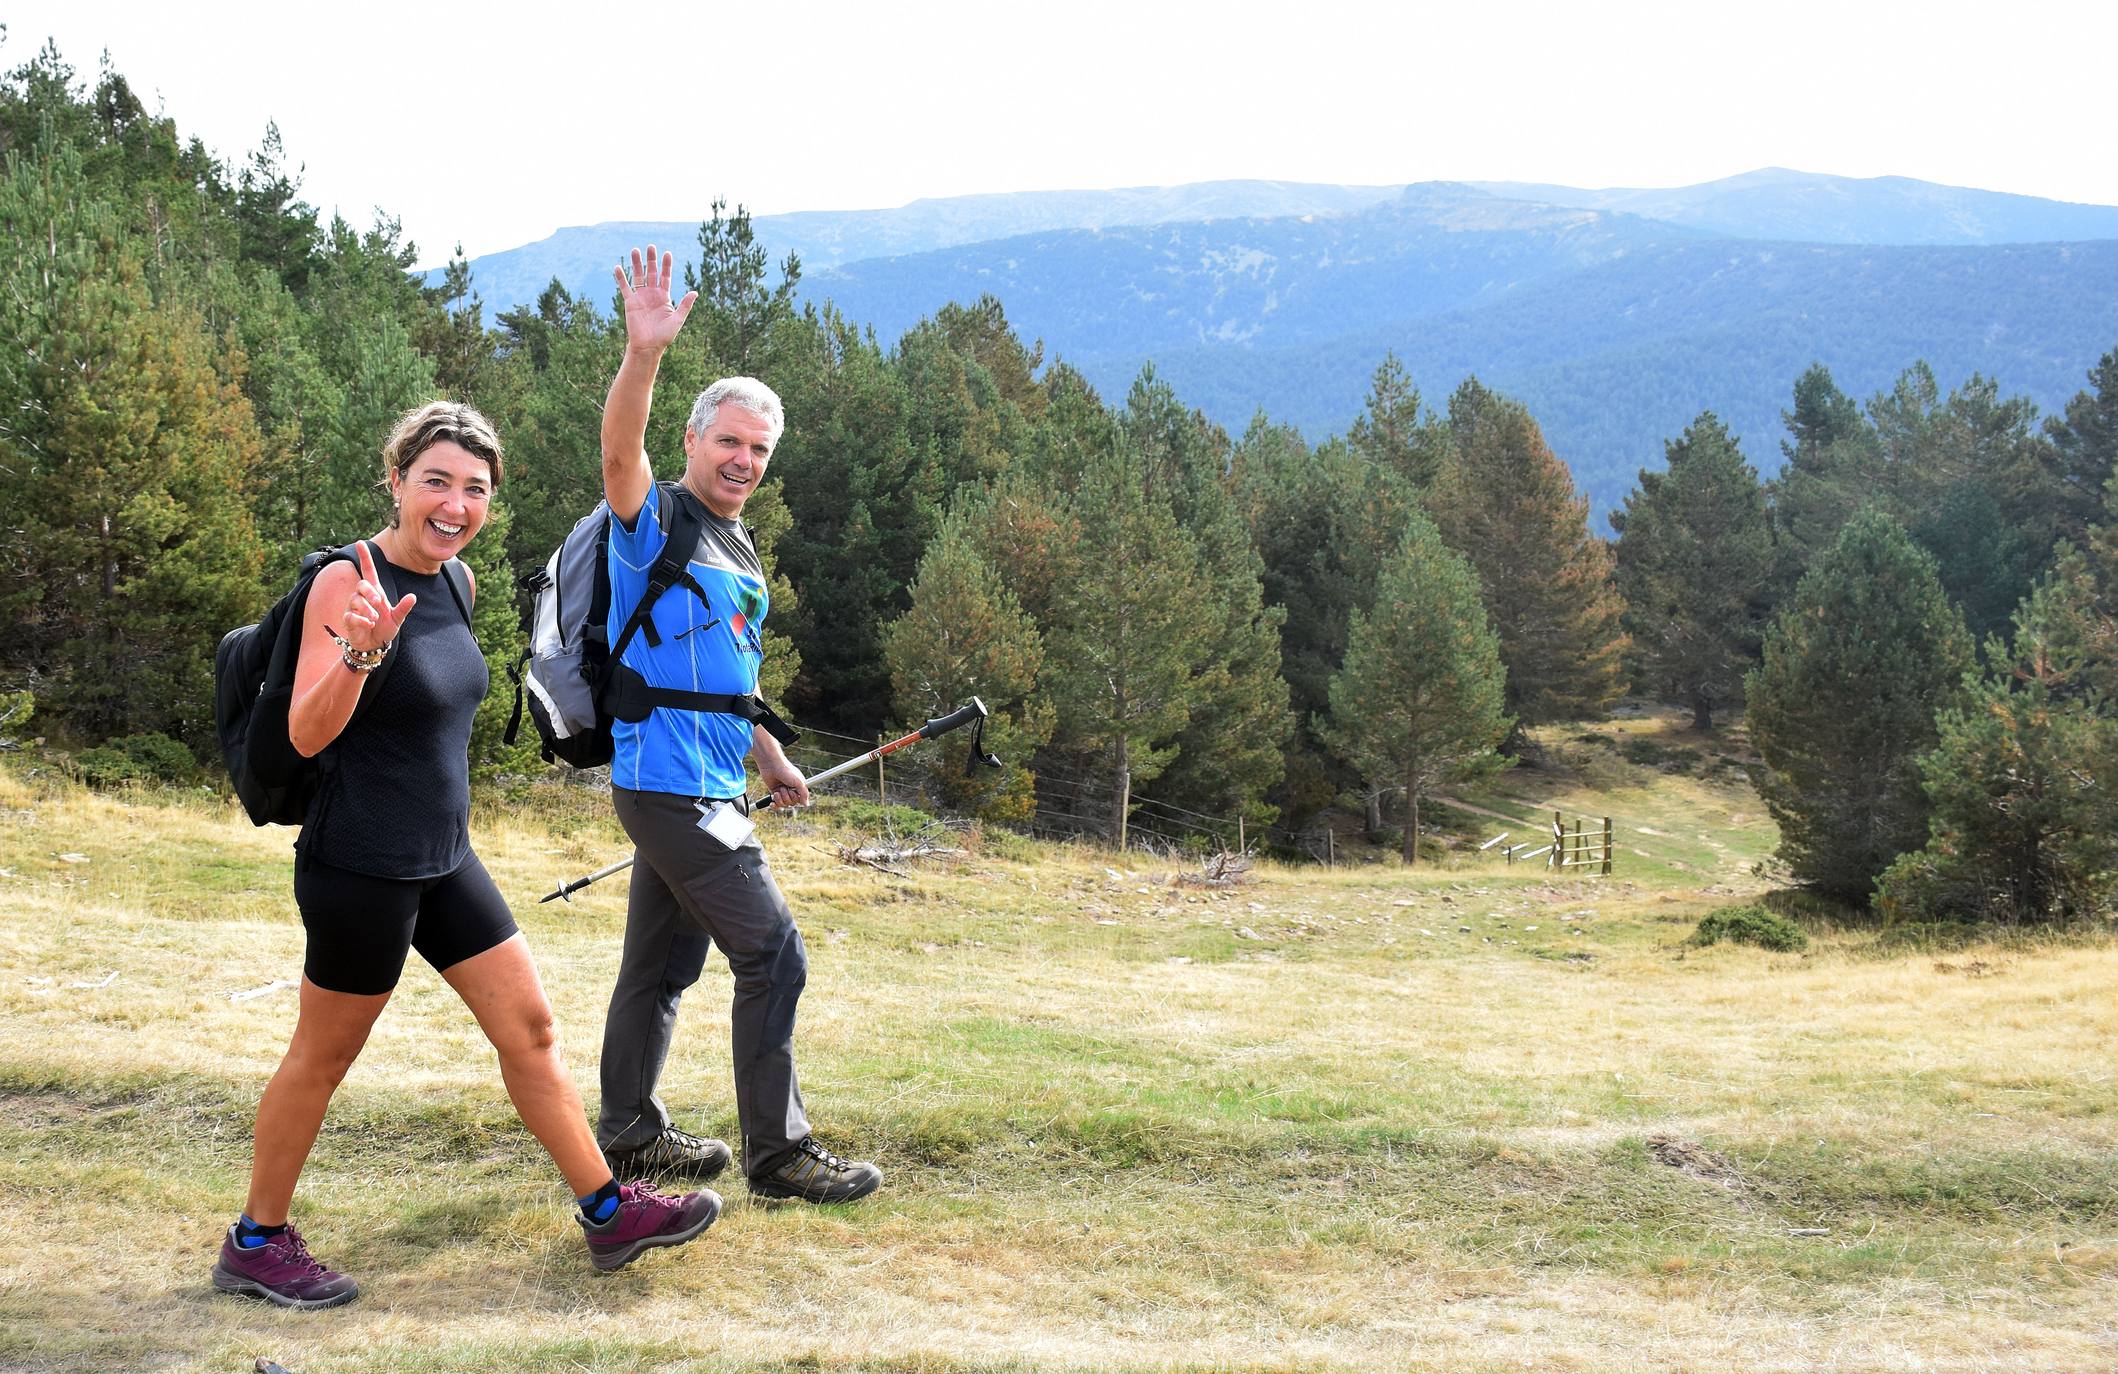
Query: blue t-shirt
[{"left": 606, "top": 485, "right": 770, "bottom": 797}]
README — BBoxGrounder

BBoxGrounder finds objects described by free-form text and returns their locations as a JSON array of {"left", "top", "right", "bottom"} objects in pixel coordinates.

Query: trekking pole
[{"left": 540, "top": 698, "right": 997, "bottom": 903}]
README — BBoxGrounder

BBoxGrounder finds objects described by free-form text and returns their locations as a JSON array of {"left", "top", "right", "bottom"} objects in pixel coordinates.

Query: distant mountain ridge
[
  {"left": 444, "top": 180, "right": 1408, "bottom": 316},
  {"left": 799, "top": 191, "right": 2118, "bottom": 518},
  {"left": 443, "top": 170, "right": 2118, "bottom": 518},
  {"left": 802, "top": 183, "right": 1706, "bottom": 359},
  {"left": 1465, "top": 168, "right": 2118, "bottom": 246},
  {"left": 445, "top": 169, "right": 2118, "bottom": 319}
]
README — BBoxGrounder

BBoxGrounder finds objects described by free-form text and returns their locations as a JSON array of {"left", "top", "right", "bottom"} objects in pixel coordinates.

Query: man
[{"left": 594, "top": 243, "right": 880, "bottom": 1204}]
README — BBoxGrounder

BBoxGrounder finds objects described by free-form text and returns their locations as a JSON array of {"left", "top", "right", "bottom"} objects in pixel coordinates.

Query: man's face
[{"left": 683, "top": 404, "right": 776, "bottom": 519}]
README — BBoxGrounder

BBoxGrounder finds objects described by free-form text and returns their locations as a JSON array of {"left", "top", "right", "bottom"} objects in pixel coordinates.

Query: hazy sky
[{"left": 11, "top": 0, "right": 2113, "bottom": 268}]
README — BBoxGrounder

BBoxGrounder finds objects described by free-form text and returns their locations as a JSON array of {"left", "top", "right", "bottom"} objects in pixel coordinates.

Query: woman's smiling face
[{"left": 391, "top": 441, "right": 492, "bottom": 566}]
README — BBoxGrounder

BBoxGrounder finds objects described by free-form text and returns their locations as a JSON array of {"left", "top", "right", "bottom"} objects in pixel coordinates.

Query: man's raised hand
[
  {"left": 614, "top": 244, "right": 698, "bottom": 354},
  {"left": 339, "top": 540, "right": 417, "bottom": 652}
]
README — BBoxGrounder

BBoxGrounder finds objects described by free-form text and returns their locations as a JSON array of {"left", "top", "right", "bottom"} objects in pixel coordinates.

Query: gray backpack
[{"left": 505, "top": 482, "right": 795, "bottom": 766}]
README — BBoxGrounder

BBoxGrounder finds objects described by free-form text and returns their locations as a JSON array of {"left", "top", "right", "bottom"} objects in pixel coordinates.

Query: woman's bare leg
[
  {"left": 442, "top": 934, "right": 610, "bottom": 1196},
  {"left": 245, "top": 978, "right": 392, "bottom": 1225}
]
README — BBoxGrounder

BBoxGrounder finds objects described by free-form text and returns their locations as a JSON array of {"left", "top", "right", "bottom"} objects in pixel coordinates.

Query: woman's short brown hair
[{"left": 380, "top": 401, "right": 504, "bottom": 524}]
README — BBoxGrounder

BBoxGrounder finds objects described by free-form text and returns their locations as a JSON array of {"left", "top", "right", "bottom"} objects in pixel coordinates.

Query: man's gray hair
[{"left": 688, "top": 376, "right": 786, "bottom": 446}]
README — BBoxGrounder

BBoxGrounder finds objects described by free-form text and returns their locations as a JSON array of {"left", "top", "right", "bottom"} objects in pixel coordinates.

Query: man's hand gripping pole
[{"left": 539, "top": 698, "right": 998, "bottom": 903}]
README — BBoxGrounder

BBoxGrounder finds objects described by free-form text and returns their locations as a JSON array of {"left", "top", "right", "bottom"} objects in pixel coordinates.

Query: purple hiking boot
[
  {"left": 212, "top": 1223, "right": 359, "bottom": 1310},
  {"left": 578, "top": 1180, "right": 721, "bottom": 1272}
]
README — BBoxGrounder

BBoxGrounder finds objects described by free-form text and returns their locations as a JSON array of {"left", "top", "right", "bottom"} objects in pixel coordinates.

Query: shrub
[
  {"left": 1690, "top": 903, "right": 1807, "bottom": 952},
  {"left": 74, "top": 747, "right": 144, "bottom": 788},
  {"left": 75, "top": 732, "right": 195, "bottom": 789}
]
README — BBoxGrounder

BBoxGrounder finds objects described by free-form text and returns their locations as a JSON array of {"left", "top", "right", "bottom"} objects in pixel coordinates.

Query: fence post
[
  {"left": 1237, "top": 815, "right": 1245, "bottom": 853},
  {"left": 1603, "top": 816, "right": 1614, "bottom": 875},
  {"left": 1327, "top": 827, "right": 1335, "bottom": 869},
  {"left": 1549, "top": 811, "right": 1562, "bottom": 870},
  {"left": 1116, "top": 767, "right": 1130, "bottom": 852},
  {"left": 876, "top": 736, "right": 886, "bottom": 809}
]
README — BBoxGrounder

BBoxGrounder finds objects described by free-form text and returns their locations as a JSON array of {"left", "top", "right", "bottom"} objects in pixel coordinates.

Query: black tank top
[{"left": 296, "top": 550, "right": 487, "bottom": 878}]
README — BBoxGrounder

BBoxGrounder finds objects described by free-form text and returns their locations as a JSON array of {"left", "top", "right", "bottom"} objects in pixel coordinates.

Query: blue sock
[
  {"left": 234, "top": 1214, "right": 286, "bottom": 1249},
  {"left": 578, "top": 1179, "right": 621, "bottom": 1224}
]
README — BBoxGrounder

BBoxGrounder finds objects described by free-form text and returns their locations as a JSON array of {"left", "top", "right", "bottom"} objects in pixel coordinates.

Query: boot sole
[
  {"left": 212, "top": 1262, "right": 359, "bottom": 1311},
  {"left": 588, "top": 1193, "right": 723, "bottom": 1273}
]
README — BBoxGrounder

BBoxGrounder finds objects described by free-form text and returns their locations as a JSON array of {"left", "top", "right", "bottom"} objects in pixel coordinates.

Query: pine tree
[
  {"left": 0, "top": 145, "right": 266, "bottom": 747},
  {"left": 223, "top": 266, "right": 345, "bottom": 566},
  {"left": 1428, "top": 397, "right": 1627, "bottom": 728},
  {"left": 957, "top": 468, "right": 1081, "bottom": 630},
  {"left": 419, "top": 244, "right": 489, "bottom": 399},
  {"left": 481, "top": 279, "right": 623, "bottom": 585},
  {"left": 1747, "top": 511, "right": 1972, "bottom": 900},
  {"left": 1320, "top": 513, "right": 1510, "bottom": 864},
  {"left": 883, "top": 514, "right": 1053, "bottom": 821},
  {"left": 684, "top": 199, "right": 800, "bottom": 379},
  {"left": 1230, "top": 417, "right": 1420, "bottom": 826},
  {"left": 233, "top": 121, "right": 319, "bottom": 291},
  {"left": 766, "top": 304, "right": 915, "bottom": 725},
  {"left": 1348, "top": 354, "right": 1449, "bottom": 490},
  {"left": 1886, "top": 369, "right": 2052, "bottom": 642},
  {"left": 1612, "top": 413, "right": 1774, "bottom": 730},
  {"left": 314, "top": 315, "right": 438, "bottom": 540},
  {"left": 1782, "top": 362, "right": 1865, "bottom": 468},
  {"left": 1118, "top": 369, "right": 1288, "bottom": 824},
  {"left": 1040, "top": 442, "right": 1216, "bottom": 846},
  {"left": 2042, "top": 347, "right": 2118, "bottom": 548},
  {"left": 932, "top": 295, "right": 1047, "bottom": 423},
  {"left": 1769, "top": 363, "right": 1876, "bottom": 590},
  {"left": 1879, "top": 550, "right": 2118, "bottom": 924}
]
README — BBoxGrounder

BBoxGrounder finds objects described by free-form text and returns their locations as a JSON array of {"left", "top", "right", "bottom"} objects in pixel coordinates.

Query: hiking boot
[
  {"left": 602, "top": 1124, "right": 733, "bottom": 1182},
  {"left": 748, "top": 1137, "right": 883, "bottom": 1204},
  {"left": 578, "top": 1180, "right": 722, "bottom": 1272},
  {"left": 212, "top": 1223, "right": 359, "bottom": 1310}
]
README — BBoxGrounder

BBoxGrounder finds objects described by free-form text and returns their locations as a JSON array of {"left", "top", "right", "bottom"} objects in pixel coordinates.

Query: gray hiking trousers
[{"left": 596, "top": 787, "right": 811, "bottom": 1178}]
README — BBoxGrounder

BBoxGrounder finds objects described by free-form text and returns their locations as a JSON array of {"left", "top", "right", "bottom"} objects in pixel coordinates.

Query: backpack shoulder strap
[
  {"left": 438, "top": 557, "right": 474, "bottom": 630},
  {"left": 608, "top": 483, "right": 712, "bottom": 659}
]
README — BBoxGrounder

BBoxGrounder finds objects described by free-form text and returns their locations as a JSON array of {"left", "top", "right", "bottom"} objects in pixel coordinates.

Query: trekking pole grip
[{"left": 920, "top": 697, "right": 988, "bottom": 740}]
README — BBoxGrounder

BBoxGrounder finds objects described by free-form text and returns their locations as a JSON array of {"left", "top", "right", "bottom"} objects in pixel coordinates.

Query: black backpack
[
  {"left": 506, "top": 482, "right": 796, "bottom": 767},
  {"left": 214, "top": 541, "right": 471, "bottom": 827}
]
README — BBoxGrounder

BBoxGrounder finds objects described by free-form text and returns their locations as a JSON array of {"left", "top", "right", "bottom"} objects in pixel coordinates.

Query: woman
[{"left": 213, "top": 402, "right": 718, "bottom": 1310}]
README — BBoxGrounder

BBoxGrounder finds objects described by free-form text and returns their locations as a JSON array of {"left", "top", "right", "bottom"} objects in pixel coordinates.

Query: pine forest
[{"left": 5, "top": 44, "right": 2116, "bottom": 926}]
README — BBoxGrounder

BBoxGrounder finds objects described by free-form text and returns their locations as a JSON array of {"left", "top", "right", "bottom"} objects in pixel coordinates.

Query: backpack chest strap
[{"left": 600, "top": 671, "right": 799, "bottom": 747}]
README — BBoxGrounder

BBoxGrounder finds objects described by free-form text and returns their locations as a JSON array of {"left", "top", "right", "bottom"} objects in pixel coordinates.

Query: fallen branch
[
  {"left": 831, "top": 819, "right": 973, "bottom": 874},
  {"left": 1177, "top": 847, "right": 1253, "bottom": 888}
]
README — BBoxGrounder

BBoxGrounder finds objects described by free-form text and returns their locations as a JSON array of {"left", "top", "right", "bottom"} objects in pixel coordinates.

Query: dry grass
[{"left": 2, "top": 714, "right": 2116, "bottom": 1373}]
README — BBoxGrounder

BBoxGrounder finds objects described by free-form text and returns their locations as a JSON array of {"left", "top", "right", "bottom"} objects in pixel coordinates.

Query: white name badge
[{"left": 695, "top": 800, "right": 756, "bottom": 851}]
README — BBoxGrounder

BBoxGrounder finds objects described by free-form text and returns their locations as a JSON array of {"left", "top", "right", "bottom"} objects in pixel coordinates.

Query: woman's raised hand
[
  {"left": 614, "top": 244, "right": 698, "bottom": 354},
  {"left": 340, "top": 541, "right": 417, "bottom": 652}
]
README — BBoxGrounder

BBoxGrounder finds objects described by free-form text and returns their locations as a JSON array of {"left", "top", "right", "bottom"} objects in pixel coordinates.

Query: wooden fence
[{"left": 1485, "top": 811, "right": 1614, "bottom": 874}]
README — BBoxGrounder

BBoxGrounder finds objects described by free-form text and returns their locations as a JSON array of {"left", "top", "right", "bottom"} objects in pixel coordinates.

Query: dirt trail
[{"left": 1433, "top": 795, "right": 1559, "bottom": 828}]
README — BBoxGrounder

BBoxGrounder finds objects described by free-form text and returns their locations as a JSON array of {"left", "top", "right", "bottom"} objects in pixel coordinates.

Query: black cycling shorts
[{"left": 294, "top": 852, "right": 519, "bottom": 996}]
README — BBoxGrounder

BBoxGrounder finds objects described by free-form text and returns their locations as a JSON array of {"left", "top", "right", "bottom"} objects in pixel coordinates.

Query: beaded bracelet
[{"left": 323, "top": 626, "right": 390, "bottom": 674}]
